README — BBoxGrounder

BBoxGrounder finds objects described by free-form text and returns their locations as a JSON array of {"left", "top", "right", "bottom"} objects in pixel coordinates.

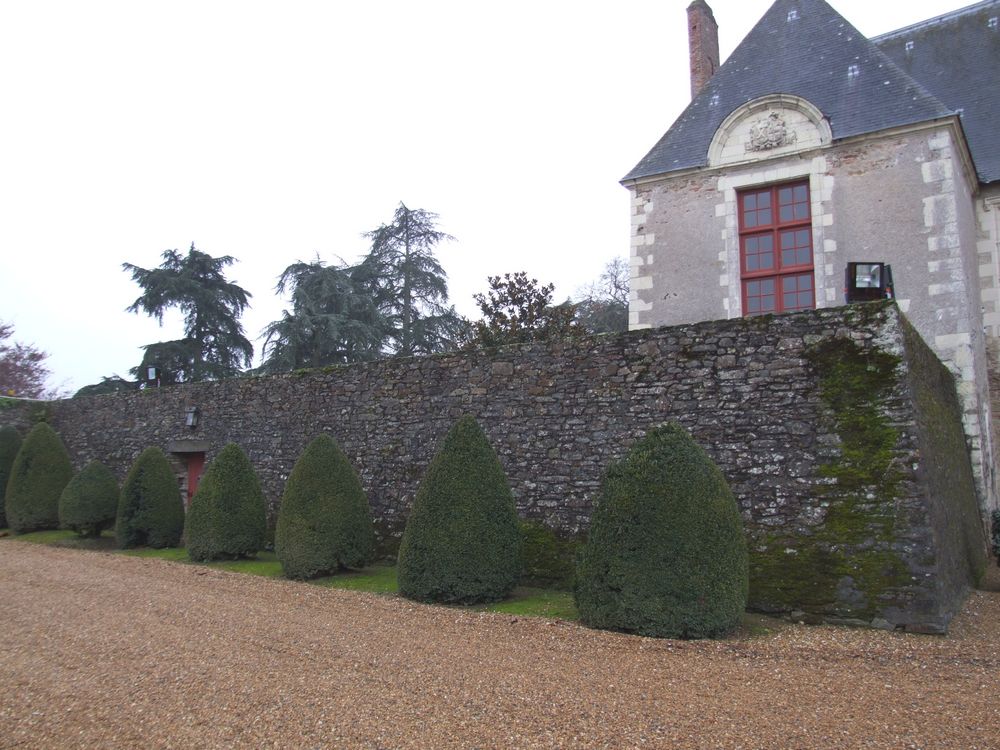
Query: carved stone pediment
[{"left": 745, "top": 112, "right": 798, "bottom": 153}]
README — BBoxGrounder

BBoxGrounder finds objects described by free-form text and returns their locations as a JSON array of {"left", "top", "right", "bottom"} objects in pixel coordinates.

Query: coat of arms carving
[{"left": 745, "top": 112, "right": 797, "bottom": 152}]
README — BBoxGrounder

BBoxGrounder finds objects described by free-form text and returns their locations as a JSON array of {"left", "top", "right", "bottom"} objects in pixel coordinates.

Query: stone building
[{"left": 623, "top": 0, "right": 1000, "bottom": 521}]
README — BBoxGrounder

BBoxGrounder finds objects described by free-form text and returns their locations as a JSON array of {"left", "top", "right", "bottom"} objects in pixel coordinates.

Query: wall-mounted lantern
[
  {"left": 145, "top": 366, "right": 160, "bottom": 389},
  {"left": 845, "top": 262, "right": 894, "bottom": 303},
  {"left": 185, "top": 406, "right": 200, "bottom": 429}
]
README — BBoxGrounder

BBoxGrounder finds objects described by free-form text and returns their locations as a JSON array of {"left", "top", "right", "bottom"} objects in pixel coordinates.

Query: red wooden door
[{"left": 184, "top": 453, "right": 205, "bottom": 508}]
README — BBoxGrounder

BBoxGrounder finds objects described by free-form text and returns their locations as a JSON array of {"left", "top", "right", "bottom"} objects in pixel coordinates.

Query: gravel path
[{"left": 1, "top": 542, "right": 998, "bottom": 749}]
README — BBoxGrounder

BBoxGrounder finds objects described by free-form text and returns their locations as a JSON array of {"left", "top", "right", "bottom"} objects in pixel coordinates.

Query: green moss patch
[{"left": 751, "top": 337, "right": 908, "bottom": 619}]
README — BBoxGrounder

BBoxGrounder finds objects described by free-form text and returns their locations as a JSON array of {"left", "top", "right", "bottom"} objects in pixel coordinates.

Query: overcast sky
[{"left": 0, "top": 0, "right": 976, "bottom": 393}]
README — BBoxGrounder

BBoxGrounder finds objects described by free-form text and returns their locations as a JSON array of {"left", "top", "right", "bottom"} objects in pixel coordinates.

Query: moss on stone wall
[
  {"left": 898, "top": 316, "right": 986, "bottom": 589},
  {"left": 749, "top": 335, "right": 908, "bottom": 620}
]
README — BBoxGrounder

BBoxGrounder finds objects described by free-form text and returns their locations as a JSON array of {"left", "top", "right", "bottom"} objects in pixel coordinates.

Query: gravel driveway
[{"left": 1, "top": 542, "right": 998, "bottom": 749}]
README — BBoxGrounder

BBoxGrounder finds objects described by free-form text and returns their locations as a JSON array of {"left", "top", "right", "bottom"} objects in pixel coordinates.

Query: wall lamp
[
  {"left": 845, "top": 262, "right": 894, "bottom": 303},
  {"left": 185, "top": 406, "right": 200, "bottom": 429}
]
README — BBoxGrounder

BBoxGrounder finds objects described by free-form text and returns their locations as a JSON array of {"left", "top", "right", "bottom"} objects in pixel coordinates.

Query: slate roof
[
  {"left": 623, "top": 0, "right": 955, "bottom": 182},
  {"left": 873, "top": 1, "right": 1000, "bottom": 184}
]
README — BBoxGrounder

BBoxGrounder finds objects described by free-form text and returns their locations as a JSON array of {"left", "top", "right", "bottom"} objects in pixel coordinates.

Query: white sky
[{"left": 0, "top": 0, "right": 975, "bottom": 393}]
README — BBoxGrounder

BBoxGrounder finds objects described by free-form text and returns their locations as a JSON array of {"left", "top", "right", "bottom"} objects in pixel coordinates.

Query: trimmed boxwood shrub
[
  {"left": 574, "top": 423, "right": 748, "bottom": 639},
  {"left": 0, "top": 425, "right": 22, "bottom": 529},
  {"left": 397, "top": 415, "right": 522, "bottom": 604},
  {"left": 116, "top": 447, "right": 184, "bottom": 549},
  {"left": 275, "top": 434, "right": 375, "bottom": 579},
  {"left": 185, "top": 443, "right": 267, "bottom": 561},
  {"left": 59, "top": 461, "right": 119, "bottom": 537},
  {"left": 4, "top": 422, "right": 73, "bottom": 534}
]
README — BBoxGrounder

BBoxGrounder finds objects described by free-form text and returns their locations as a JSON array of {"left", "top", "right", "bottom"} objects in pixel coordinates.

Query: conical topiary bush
[
  {"left": 275, "top": 434, "right": 375, "bottom": 579},
  {"left": 574, "top": 423, "right": 748, "bottom": 639},
  {"left": 116, "top": 447, "right": 185, "bottom": 549},
  {"left": 185, "top": 443, "right": 267, "bottom": 561},
  {"left": 59, "top": 461, "right": 119, "bottom": 537},
  {"left": 0, "top": 425, "right": 22, "bottom": 529},
  {"left": 397, "top": 415, "right": 522, "bottom": 604},
  {"left": 4, "top": 422, "right": 74, "bottom": 534}
]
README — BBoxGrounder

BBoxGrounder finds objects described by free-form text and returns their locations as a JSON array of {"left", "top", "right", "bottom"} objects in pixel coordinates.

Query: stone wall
[
  {"left": 4, "top": 302, "right": 987, "bottom": 632},
  {"left": 626, "top": 119, "right": 1000, "bottom": 526}
]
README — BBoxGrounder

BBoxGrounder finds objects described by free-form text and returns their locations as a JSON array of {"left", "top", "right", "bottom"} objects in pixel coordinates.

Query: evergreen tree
[
  {"left": 73, "top": 375, "right": 136, "bottom": 398},
  {"left": 59, "top": 461, "right": 119, "bottom": 537},
  {"left": 116, "top": 447, "right": 185, "bottom": 548},
  {"left": 185, "top": 444, "right": 267, "bottom": 561},
  {"left": 4, "top": 422, "right": 73, "bottom": 533},
  {"left": 275, "top": 434, "right": 375, "bottom": 579},
  {"left": 0, "top": 426, "right": 23, "bottom": 529},
  {"left": 397, "top": 415, "right": 522, "bottom": 604},
  {"left": 362, "top": 203, "right": 466, "bottom": 356},
  {"left": 469, "top": 272, "right": 580, "bottom": 347},
  {"left": 575, "top": 423, "right": 748, "bottom": 639},
  {"left": 260, "top": 257, "right": 385, "bottom": 372},
  {"left": 123, "top": 243, "right": 253, "bottom": 382}
]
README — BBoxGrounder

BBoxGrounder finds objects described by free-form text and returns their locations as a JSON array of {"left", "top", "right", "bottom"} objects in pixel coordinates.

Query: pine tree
[
  {"left": 123, "top": 243, "right": 253, "bottom": 382},
  {"left": 362, "top": 203, "right": 466, "bottom": 356},
  {"left": 260, "top": 258, "right": 385, "bottom": 371}
]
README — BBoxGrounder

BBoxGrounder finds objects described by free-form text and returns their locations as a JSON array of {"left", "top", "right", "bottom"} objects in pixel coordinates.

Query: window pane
[
  {"left": 747, "top": 280, "right": 759, "bottom": 296},
  {"left": 761, "top": 279, "right": 775, "bottom": 295},
  {"left": 794, "top": 202, "right": 809, "bottom": 220},
  {"left": 778, "top": 187, "right": 793, "bottom": 204},
  {"left": 745, "top": 194, "right": 757, "bottom": 210},
  {"left": 781, "top": 274, "right": 815, "bottom": 311},
  {"left": 794, "top": 185, "right": 808, "bottom": 201},
  {"left": 779, "top": 205, "right": 793, "bottom": 222},
  {"left": 758, "top": 207, "right": 772, "bottom": 225},
  {"left": 747, "top": 296, "right": 760, "bottom": 313},
  {"left": 758, "top": 192, "right": 771, "bottom": 208},
  {"left": 780, "top": 229, "right": 811, "bottom": 268}
]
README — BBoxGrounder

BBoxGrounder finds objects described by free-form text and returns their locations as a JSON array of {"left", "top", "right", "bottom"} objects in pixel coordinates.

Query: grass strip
[{"left": 3, "top": 530, "right": 580, "bottom": 620}]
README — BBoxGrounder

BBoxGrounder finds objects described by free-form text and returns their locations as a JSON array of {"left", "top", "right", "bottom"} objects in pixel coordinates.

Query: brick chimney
[{"left": 687, "top": 0, "right": 720, "bottom": 99}]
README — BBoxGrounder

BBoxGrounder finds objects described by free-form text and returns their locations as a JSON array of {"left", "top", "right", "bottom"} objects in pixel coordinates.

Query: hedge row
[{"left": 3, "top": 418, "right": 749, "bottom": 639}]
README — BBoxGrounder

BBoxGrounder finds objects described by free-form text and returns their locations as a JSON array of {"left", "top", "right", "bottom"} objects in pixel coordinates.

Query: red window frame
[{"left": 738, "top": 181, "right": 816, "bottom": 316}]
